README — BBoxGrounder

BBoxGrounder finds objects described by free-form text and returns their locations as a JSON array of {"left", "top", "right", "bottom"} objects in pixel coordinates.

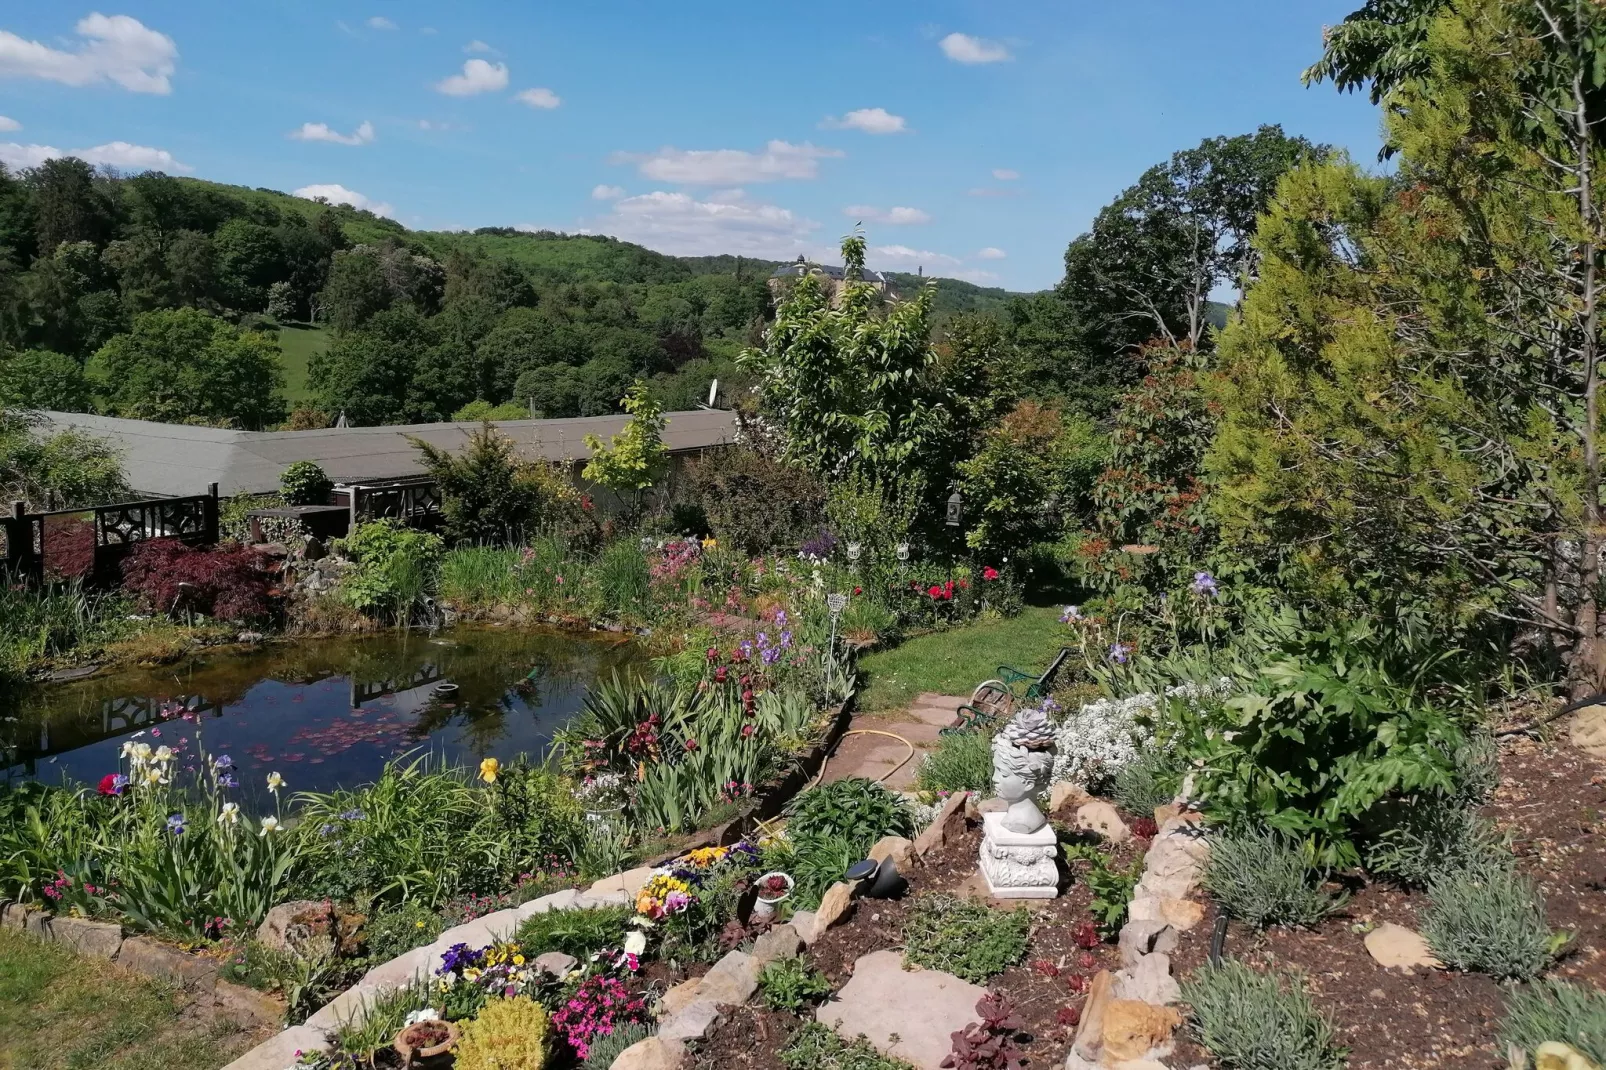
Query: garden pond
[{"left": 0, "top": 626, "right": 644, "bottom": 799}]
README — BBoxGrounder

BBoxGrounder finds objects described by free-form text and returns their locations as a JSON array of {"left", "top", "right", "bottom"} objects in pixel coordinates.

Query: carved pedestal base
[{"left": 979, "top": 812, "right": 1060, "bottom": 899}]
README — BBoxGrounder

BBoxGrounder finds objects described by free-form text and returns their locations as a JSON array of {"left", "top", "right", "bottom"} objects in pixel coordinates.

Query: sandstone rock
[
  {"left": 116, "top": 935, "right": 218, "bottom": 993},
  {"left": 1571, "top": 703, "right": 1606, "bottom": 759},
  {"left": 659, "top": 1000, "right": 727, "bottom": 1042},
  {"left": 304, "top": 982, "right": 384, "bottom": 1031},
  {"left": 515, "top": 887, "right": 582, "bottom": 920},
  {"left": 815, "top": 882, "right": 856, "bottom": 934},
  {"left": 913, "top": 791, "right": 969, "bottom": 856},
  {"left": 577, "top": 889, "right": 632, "bottom": 909},
  {"left": 1135, "top": 830, "right": 1209, "bottom": 900},
  {"left": 217, "top": 1026, "right": 331, "bottom": 1070},
  {"left": 1153, "top": 804, "right": 1180, "bottom": 827},
  {"left": 869, "top": 835, "right": 915, "bottom": 868},
  {"left": 535, "top": 951, "right": 578, "bottom": 977},
  {"left": 1364, "top": 922, "right": 1444, "bottom": 970},
  {"left": 47, "top": 916, "right": 122, "bottom": 959},
  {"left": 816, "top": 949, "right": 987, "bottom": 1070},
  {"left": 360, "top": 943, "right": 437, "bottom": 988},
  {"left": 1126, "top": 896, "right": 1204, "bottom": 932},
  {"left": 1101, "top": 999, "right": 1182, "bottom": 1062},
  {"left": 1537, "top": 1041, "right": 1599, "bottom": 1070},
  {"left": 1075, "top": 801, "right": 1131, "bottom": 844},
  {"left": 0, "top": 902, "right": 35, "bottom": 930},
  {"left": 1117, "top": 920, "right": 1178, "bottom": 968},
  {"left": 434, "top": 906, "right": 520, "bottom": 949},
  {"left": 256, "top": 900, "right": 332, "bottom": 956},
  {"left": 1072, "top": 970, "right": 1115, "bottom": 1061},
  {"left": 610, "top": 1036, "right": 687, "bottom": 1070},
  {"left": 1050, "top": 782, "right": 1092, "bottom": 814},
  {"left": 697, "top": 949, "right": 759, "bottom": 1006},
  {"left": 1114, "top": 952, "right": 1180, "bottom": 1006},
  {"left": 751, "top": 923, "right": 803, "bottom": 964},
  {"left": 791, "top": 909, "right": 820, "bottom": 946},
  {"left": 660, "top": 978, "right": 705, "bottom": 1018},
  {"left": 588, "top": 865, "right": 657, "bottom": 901}
]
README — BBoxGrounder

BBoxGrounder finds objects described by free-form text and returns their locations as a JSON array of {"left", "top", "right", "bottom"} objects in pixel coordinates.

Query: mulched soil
[
  {"left": 692, "top": 801, "right": 1147, "bottom": 1070},
  {"left": 1169, "top": 734, "right": 1606, "bottom": 1070}
]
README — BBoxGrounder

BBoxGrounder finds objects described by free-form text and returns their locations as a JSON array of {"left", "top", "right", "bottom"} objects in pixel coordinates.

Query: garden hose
[{"left": 810, "top": 729, "right": 919, "bottom": 788}]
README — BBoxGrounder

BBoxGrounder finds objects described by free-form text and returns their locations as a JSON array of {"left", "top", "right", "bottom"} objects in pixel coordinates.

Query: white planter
[{"left": 752, "top": 872, "right": 794, "bottom": 919}]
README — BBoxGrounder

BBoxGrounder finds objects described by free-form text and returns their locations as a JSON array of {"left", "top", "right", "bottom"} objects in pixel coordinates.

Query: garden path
[{"left": 820, "top": 692, "right": 966, "bottom": 790}]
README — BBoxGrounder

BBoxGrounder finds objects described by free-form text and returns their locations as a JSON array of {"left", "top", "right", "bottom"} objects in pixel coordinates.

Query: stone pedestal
[{"left": 979, "top": 812, "right": 1059, "bottom": 899}]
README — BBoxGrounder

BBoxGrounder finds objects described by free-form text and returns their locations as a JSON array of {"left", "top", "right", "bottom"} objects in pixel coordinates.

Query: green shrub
[
  {"left": 1422, "top": 867, "right": 1557, "bottom": 980},
  {"left": 279, "top": 460, "right": 333, "bottom": 505},
  {"left": 1203, "top": 828, "right": 1343, "bottom": 929},
  {"left": 1362, "top": 795, "right": 1508, "bottom": 888},
  {"left": 1112, "top": 751, "right": 1178, "bottom": 817},
  {"left": 759, "top": 956, "right": 835, "bottom": 1012},
  {"left": 581, "top": 1022, "right": 654, "bottom": 1069},
  {"left": 1064, "top": 842, "right": 1143, "bottom": 935},
  {"left": 413, "top": 423, "right": 578, "bottom": 545},
  {"left": 365, "top": 899, "right": 446, "bottom": 963},
  {"left": 901, "top": 894, "right": 1032, "bottom": 984},
  {"left": 787, "top": 778, "right": 913, "bottom": 847},
  {"left": 687, "top": 446, "right": 827, "bottom": 557},
  {"left": 1181, "top": 960, "right": 1345, "bottom": 1070},
  {"left": 515, "top": 905, "right": 632, "bottom": 961},
  {"left": 770, "top": 832, "right": 863, "bottom": 911},
  {"left": 1499, "top": 979, "right": 1606, "bottom": 1066},
  {"left": 914, "top": 731, "right": 993, "bottom": 795},
  {"left": 335, "top": 519, "right": 444, "bottom": 623},
  {"left": 780, "top": 1022, "right": 916, "bottom": 1070},
  {"left": 1452, "top": 731, "right": 1500, "bottom": 806}
]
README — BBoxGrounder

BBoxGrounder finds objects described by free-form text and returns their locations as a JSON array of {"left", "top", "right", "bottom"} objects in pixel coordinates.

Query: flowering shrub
[
  {"left": 121, "top": 538, "right": 277, "bottom": 621},
  {"left": 1050, "top": 679, "right": 1234, "bottom": 791}
]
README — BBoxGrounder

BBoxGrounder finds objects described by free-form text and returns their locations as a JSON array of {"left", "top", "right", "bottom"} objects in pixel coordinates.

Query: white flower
[
  {"left": 623, "top": 930, "right": 647, "bottom": 956},
  {"left": 153, "top": 745, "right": 173, "bottom": 762},
  {"left": 1049, "top": 677, "right": 1235, "bottom": 791},
  {"left": 218, "top": 802, "right": 240, "bottom": 826},
  {"left": 404, "top": 1008, "right": 441, "bottom": 1026},
  {"left": 266, "top": 771, "right": 284, "bottom": 792},
  {"left": 130, "top": 742, "right": 153, "bottom": 762},
  {"left": 259, "top": 815, "right": 281, "bottom": 836}
]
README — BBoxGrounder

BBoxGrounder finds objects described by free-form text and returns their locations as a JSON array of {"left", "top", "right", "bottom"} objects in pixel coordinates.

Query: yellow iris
[{"left": 479, "top": 757, "right": 500, "bottom": 784}]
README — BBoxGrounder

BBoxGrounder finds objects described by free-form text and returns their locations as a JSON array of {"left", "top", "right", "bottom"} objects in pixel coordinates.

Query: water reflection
[{"left": 0, "top": 626, "right": 643, "bottom": 795}]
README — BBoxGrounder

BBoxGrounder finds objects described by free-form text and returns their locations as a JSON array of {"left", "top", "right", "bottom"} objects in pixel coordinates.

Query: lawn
[
  {"left": 0, "top": 927, "right": 259, "bottom": 1070},
  {"left": 270, "top": 320, "right": 330, "bottom": 405},
  {"left": 855, "top": 604, "right": 1070, "bottom": 711}
]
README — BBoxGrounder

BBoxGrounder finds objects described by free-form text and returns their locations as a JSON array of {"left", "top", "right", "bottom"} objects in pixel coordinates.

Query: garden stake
[{"left": 1209, "top": 913, "right": 1229, "bottom": 965}]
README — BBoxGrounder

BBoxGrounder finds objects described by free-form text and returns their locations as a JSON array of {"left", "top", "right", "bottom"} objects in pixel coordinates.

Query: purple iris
[
  {"left": 756, "top": 632, "right": 770, "bottom": 648},
  {"left": 166, "top": 813, "right": 187, "bottom": 836},
  {"left": 1109, "top": 642, "right": 1132, "bottom": 664},
  {"left": 761, "top": 646, "right": 781, "bottom": 665},
  {"left": 218, "top": 774, "right": 238, "bottom": 789},
  {"left": 213, "top": 754, "right": 234, "bottom": 770},
  {"left": 779, "top": 630, "right": 793, "bottom": 649},
  {"left": 339, "top": 808, "right": 365, "bottom": 822},
  {"left": 1060, "top": 605, "right": 1082, "bottom": 624},
  {"left": 1191, "top": 571, "right": 1219, "bottom": 597}
]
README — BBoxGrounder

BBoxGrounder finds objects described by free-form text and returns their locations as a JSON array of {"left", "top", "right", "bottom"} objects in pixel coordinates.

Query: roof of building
[
  {"left": 36, "top": 409, "right": 737, "bottom": 498},
  {"left": 769, "top": 258, "right": 887, "bottom": 284}
]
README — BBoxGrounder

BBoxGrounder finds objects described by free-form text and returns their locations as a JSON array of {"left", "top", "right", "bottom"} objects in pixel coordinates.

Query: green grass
[
  {"left": 269, "top": 320, "right": 331, "bottom": 405},
  {"left": 855, "top": 604, "right": 1067, "bottom": 711},
  {"left": 0, "top": 927, "right": 259, "bottom": 1070}
]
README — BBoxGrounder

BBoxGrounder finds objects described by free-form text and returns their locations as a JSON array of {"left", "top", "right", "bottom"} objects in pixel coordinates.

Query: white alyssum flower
[{"left": 1050, "top": 678, "right": 1234, "bottom": 791}]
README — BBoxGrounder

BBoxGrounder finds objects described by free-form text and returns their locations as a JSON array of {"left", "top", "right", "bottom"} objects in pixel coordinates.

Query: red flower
[
  {"left": 684, "top": 738, "right": 699, "bottom": 751},
  {"left": 983, "top": 566, "right": 1000, "bottom": 581},
  {"left": 853, "top": 586, "right": 862, "bottom": 595},
  {"left": 741, "top": 724, "right": 756, "bottom": 738},
  {"left": 928, "top": 585, "right": 943, "bottom": 598},
  {"left": 705, "top": 646, "right": 721, "bottom": 664},
  {"left": 713, "top": 666, "right": 729, "bottom": 683},
  {"left": 97, "top": 773, "right": 123, "bottom": 796}
]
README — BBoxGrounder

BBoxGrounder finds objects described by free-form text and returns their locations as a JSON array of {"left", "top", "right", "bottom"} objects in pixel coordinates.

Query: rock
[
  {"left": 697, "top": 949, "right": 760, "bottom": 1005},
  {"left": 588, "top": 866, "right": 656, "bottom": 900},
  {"left": 1153, "top": 803, "right": 1180, "bottom": 827},
  {"left": 1135, "top": 829, "right": 1209, "bottom": 901},
  {"left": 1072, "top": 970, "right": 1114, "bottom": 1062},
  {"left": 1050, "top": 782, "right": 1092, "bottom": 814},
  {"left": 1075, "top": 801, "right": 1131, "bottom": 844},
  {"left": 256, "top": 899, "right": 333, "bottom": 956},
  {"left": 1117, "top": 920, "right": 1177, "bottom": 968},
  {"left": 434, "top": 906, "right": 520, "bottom": 949},
  {"left": 217, "top": 1026, "right": 331, "bottom": 1070},
  {"left": 534, "top": 951, "right": 578, "bottom": 977},
  {"left": 1126, "top": 896, "right": 1204, "bottom": 932},
  {"left": 976, "top": 796, "right": 1009, "bottom": 814},
  {"left": 46, "top": 916, "right": 122, "bottom": 959},
  {"left": 610, "top": 1036, "right": 687, "bottom": 1070},
  {"left": 360, "top": 943, "right": 438, "bottom": 988},
  {"left": 790, "top": 908, "right": 820, "bottom": 946},
  {"left": 868, "top": 836, "right": 915, "bottom": 869},
  {"left": 751, "top": 923, "right": 803, "bottom": 964},
  {"left": 1571, "top": 703, "right": 1606, "bottom": 759},
  {"left": 577, "top": 889, "right": 632, "bottom": 909},
  {"left": 1537, "top": 1041, "right": 1600, "bottom": 1070},
  {"left": 660, "top": 978, "right": 706, "bottom": 1018},
  {"left": 1114, "top": 953, "right": 1180, "bottom": 1006},
  {"left": 913, "top": 791, "right": 969, "bottom": 856},
  {"left": 516, "top": 888, "right": 581, "bottom": 920},
  {"left": 236, "top": 631, "right": 265, "bottom": 644},
  {"left": 214, "top": 980, "right": 285, "bottom": 1030},
  {"left": 815, "top": 882, "right": 857, "bottom": 934},
  {"left": 1364, "top": 922, "right": 1444, "bottom": 970},
  {"left": 0, "top": 902, "right": 37, "bottom": 931},
  {"left": 304, "top": 982, "right": 382, "bottom": 1031},
  {"left": 816, "top": 949, "right": 987, "bottom": 1070},
  {"left": 116, "top": 936, "right": 218, "bottom": 993},
  {"left": 1101, "top": 1000, "right": 1182, "bottom": 1063},
  {"left": 659, "top": 1000, "right": 727, "bottom": 1042}
]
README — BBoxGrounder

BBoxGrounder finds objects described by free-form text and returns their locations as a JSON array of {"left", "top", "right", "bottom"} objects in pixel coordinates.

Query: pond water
[{"left": 0, "top": 626, "right": 645, "bottom": 798}]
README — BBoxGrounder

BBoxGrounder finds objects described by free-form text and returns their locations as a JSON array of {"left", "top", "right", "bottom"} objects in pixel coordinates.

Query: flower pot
[
  {"left": 753, "top": 871, "right": 794, "bottom": 919},
  {"left": 394, "top": 1018, "right": 458, "bottom": 1068}
]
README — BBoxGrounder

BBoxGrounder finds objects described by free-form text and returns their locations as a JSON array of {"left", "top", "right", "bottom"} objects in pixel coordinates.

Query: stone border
[{"left": 1067, "top": 811, "right": 1211, "bottom": 1070}]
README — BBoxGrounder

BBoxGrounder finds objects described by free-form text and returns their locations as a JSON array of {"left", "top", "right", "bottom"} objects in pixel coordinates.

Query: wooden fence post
[{"left": 205, "top": 482, "right": 220, "bottom": 544}]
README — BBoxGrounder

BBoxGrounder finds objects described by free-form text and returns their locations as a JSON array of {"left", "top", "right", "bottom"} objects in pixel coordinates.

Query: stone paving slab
[{"left": 816, "top": 949, "right": 985, "bottom": 1070}]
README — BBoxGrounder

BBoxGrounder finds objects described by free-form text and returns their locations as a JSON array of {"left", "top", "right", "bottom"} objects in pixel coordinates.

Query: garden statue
[{"left": 980, "top": 705, "right": 1060, "bottom": 898}]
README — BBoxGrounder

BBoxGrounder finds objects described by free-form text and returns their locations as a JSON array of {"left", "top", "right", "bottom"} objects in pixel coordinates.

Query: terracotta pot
[{"left": 393, "top": 1018, "right": 458, "bottom": 1067}]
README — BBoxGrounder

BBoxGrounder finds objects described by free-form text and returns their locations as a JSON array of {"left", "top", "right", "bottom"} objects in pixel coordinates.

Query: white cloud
[
  {"left": 464, "top": 39, "right": 493, "bottom": 53},
  {"left": 0, "top": 139, "right": 191, "bottom": 172},
  {"left": 434, "top": 58, "right": 507, "bottom": 96},
  {"left": 420, "top": 26, "right": 438, "bottom": 35},
  {"left": 869, "top": 243, "right": 961, "bottom": 268},
  {"left": 616, "top": 140, "right": 843, "bottom": 185},
  {"left": 590, "top": 188, "right": 820, "bottom": 257},
  {"left": 367, "top": 16, "right": 397, "bottom": 30},
  {"left": 0, "top": 116, "right": 18, "bottom": 132},
  {"left": 515, "top": 87, "right": 560, "bottom": 109},
  {"left": 953, "top": 268, "right": 1001, "bottom": 284},
  {"left": 293, "top": 183, "right": 395, "bottom": 217},
  {"left": 939, "top": 32, "right": 1011, "bottom": 64},
  {"left": 0, "top": 13, "right": 178, "bottom": 94},
  {"left": 977, "top": 246, "right": 1007, "bottom": 259},
  {"left": 992, "top": 168, "right": 1019, "bottom": 180},
  {"left": 290, "top": 120, "right": 375, "bottom": 145},
  {"left": 821, "top": 107, "right": 907, "bottom": 135},
  {"left": 591, "top": 184, "right": 625, "bottom": 200},
  {"left": 844, "top": 204, "right": 930, "bottom": 225}
]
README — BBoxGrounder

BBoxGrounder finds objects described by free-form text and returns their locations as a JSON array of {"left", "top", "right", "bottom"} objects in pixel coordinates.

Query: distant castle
[{"left": 767, "top": 255, "right": 894, "bottom": 306}]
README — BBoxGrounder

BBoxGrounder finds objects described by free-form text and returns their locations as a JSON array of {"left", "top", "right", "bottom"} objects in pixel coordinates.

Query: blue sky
[{"left": 0, "top": 2, "right": 1382, "bottom": 292}]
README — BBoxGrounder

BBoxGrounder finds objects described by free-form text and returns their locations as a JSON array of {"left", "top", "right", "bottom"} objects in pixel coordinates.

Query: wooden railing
[{"left": 1, "top": 484, "right": 219, "bottom": 587}]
